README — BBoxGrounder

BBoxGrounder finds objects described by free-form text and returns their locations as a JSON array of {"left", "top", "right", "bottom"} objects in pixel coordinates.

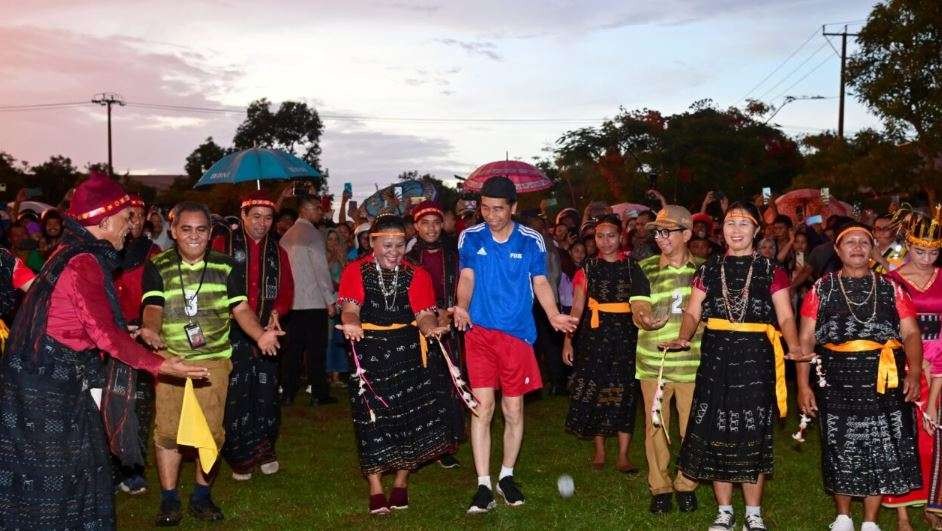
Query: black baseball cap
[{"left": 479, "top": 175, "right": 517, "bottom": 203}]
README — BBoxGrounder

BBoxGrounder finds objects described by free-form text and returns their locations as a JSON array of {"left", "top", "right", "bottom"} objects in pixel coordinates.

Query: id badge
[{"left": 184, "top": 322, "right": 207, "bottom": 349}]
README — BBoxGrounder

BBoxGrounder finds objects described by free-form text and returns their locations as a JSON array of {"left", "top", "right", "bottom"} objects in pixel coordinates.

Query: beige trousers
[{"left": 639, "top": 378, "right": 699, "bottom": 495}]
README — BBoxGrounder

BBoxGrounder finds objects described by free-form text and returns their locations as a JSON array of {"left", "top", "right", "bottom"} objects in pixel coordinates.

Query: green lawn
[{"left": 117, "top": 391, "right": 930, "bottom": 530}]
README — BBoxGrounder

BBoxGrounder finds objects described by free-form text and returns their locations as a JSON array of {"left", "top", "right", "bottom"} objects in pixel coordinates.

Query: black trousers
[
  {"left": 282, "top": 309, "right": 330, "bottom": 401},
  {"left": 534, "top": 302, "right": 567, "bottom": 390}
]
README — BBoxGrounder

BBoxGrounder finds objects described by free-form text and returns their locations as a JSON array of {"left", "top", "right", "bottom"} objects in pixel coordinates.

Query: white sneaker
[
  {"left": 231, "top": 471, "right": 253, "bottom": 481},
  {"left": 709, "top": 509, "right": 735, "bottom": 530},
  {"left": 742, "top": 513, "right": 767, "bottom": 530},
  {"left": 260, "top": 461, "right": 280, "bottom": 475},
  {"left": 829, "top": 514, "right": 854, "bottom": 531},
  {"left": 860, "top": 522, "right": 880, "bottom": 531},
  {"left": 305, "top": 384, "right": 312, "bottom": 394}
]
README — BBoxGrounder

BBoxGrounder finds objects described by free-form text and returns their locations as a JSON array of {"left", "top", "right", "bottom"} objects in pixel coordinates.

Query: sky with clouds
[{"left": 0, "top": 0, "right": 878, "bottom": 201}]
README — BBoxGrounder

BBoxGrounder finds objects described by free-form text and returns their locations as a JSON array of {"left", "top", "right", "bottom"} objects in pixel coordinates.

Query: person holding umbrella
[{"left": 452, "top": 176, "right": 578, "bottom": 514}]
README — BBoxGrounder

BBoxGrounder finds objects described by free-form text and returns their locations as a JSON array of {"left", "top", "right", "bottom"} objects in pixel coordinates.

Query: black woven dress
[
  {"left": 565, "top": 257, "right": 643, "bottom": 438},
  {"left": 808, "top": 272, "right": 920, "bottom": 496},
  {"left": 338, "top": 256, "right": 454, "bottom": 475},
  {"left": 678, "top": 254, "right": 783, "bottom": 483}
]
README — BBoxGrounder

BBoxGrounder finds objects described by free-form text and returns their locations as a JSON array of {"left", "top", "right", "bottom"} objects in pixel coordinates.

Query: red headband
[{"left": 241, "top": 199, "right": 276, "bottom": 210}]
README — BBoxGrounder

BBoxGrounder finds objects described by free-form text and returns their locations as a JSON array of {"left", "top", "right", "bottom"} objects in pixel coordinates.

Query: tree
[
  {"left": 847, "top": 0, "right": 942, "bottom": 190},
  {"left": 0, "top": 151, "right": 27, "bottom": 202},
  {"left": 184, "top": 137, "right": 228, "bottom": 182},
  {"left": 233, "top": 99, "right": 325, "bottom": 189},
  {"left": 30, "top": 156, "right": 82, "bottom": 205}
]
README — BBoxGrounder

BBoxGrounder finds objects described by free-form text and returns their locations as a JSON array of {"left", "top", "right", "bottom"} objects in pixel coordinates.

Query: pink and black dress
[{"left": 886, "top": 268, "right": 942, "bottom": 511}]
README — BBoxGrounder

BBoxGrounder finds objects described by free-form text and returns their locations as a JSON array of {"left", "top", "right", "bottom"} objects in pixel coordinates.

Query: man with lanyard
[
  {"left": 140, "top": 201, "right": 283, "bottom": 526},
  {"left": 212, "top": 191, "right": 294, "bottom": 481},
  {"left": 452, "top": 176, "right": 578, "bottom": 513},
  {"left": 405, "top": 200, "right": 463, "bottom": 469},
  {"left": 629, "top": 205, "right": 703, "bottom": 515},
  {"left": 113, "top": 194, "right": 162, "bottom": 495},
  {"left": 279, "top": 194, "right": 338, "bottom": 406}
]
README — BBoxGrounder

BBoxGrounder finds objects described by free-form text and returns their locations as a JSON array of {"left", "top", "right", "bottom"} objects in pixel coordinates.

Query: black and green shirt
[
  {"left": 629, "top": 254, "right": 703, "bottom": 382},
  {"left": 142, "top": 249, "right": 247, "bottom": 360}
]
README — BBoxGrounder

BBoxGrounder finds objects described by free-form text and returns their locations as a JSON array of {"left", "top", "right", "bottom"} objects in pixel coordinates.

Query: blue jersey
[{"left": 458, "top": 222, "right": 547, "bottom": 344}]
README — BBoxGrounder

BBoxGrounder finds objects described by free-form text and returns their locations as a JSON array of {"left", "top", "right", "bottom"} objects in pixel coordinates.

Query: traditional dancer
[
  {"left": 212, "top": 191, "right": 295, "bottom": 481},
  {"left": 452, "top": 176, "right": 578, "bottom": 514},
  {"left": 0, "top": 173, "right": 206, "bottom": 529},
  {"left": 406, "top": 200, "right": 465, "bottom": 468},
  {"left": 797, "top": 221, "right": 922, "bottom": 531},
  {"left": 630, "top": 205, "right": 703, "bottom": 514},
  {"left": 562, "top": 214, "right": 643, "bottom": 472},
  {"left": 891, "top": 207, "right": 942, "bottom": 527},
  {"left": 336, "top": 214, "right": 453, "bottom": 515},
  {"left": 113, "top": 194, "right": 162, "bottom": 495},
  {"left": 662, "top": 201, "right": 802, "bottom": 531}
]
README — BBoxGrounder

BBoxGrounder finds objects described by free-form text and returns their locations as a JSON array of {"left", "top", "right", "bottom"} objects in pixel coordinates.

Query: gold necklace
[{"left": 837, "top": 271, "right": 877, "bottom": 324}]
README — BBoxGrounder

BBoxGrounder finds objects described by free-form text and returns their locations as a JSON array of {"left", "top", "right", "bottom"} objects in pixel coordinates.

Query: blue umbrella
[{"left": 194, "top": 147, "right": 321, "bottom": 188}]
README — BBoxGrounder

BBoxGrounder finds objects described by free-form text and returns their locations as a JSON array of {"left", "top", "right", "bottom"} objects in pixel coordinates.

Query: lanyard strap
[{"left": 177, "top": 252, "right": 209, "bottom": 310}]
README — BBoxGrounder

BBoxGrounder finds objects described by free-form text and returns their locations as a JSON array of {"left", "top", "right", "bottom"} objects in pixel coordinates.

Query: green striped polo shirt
[
  {"left": 142, "top": 249, "right": 247, "bottom": 360},
  {"left": 629, "top": 254, "right": 704, "bottom": 382}
]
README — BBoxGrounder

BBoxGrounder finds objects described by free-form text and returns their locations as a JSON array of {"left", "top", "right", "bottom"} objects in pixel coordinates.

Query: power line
[
  {"left": 754, "top": 41, "right": 830, "bottom": 102},
  {"left": 771, "top": 54, "right": 836, "bottom": 102},
  {"left": 739, "top": 27, "right": 819, "bottom": 102},
  {"left": 0, "top": 101, "right": 89, "bottom": 112}
]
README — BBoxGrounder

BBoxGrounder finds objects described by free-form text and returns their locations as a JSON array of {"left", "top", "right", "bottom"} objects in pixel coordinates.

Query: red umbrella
[
  {"left": 462, "top": 160, "right": 553, "bottom": 194},
  {"left": 774, "top": 188, "right": 852, "bottom": 223}
]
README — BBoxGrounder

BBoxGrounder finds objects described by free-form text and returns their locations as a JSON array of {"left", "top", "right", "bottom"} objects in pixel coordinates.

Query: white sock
[
  {"left": 499, "top": 466, "right": 514, "bottom": 480},
  {"left": 718, "top": 505, "right": 734, "bottom": 514},
  {"left": 477, "top": 475, "right": 491, "bottom": 489},
  {"left": 745, "top": 505, "right": 761, "bottom": 517}
]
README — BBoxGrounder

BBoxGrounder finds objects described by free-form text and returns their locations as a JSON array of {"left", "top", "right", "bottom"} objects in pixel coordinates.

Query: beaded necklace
[
  {"left": 720, "top": 253, "right": 756, "bottom": 323},
  {"left": 837, "top": 270, "right": 877, "bottom": 325},
  {"left": 374, "top": 260, "right": 400, "bottom": 312}
]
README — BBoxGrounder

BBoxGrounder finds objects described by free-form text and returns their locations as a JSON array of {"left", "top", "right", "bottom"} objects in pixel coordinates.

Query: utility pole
[
  {"left": 91, "top": 93, "right": 125, "bottom": 176},
  {"left": 822, "top": 26, "right": 859, "bottom": 139}
]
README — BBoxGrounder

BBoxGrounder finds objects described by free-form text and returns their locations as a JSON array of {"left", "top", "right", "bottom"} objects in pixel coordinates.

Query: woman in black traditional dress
[
  {"left": 796, "top": 222, "right": 922, "bottom": 531},
  {"left": 663, "top": 201, "right": 803, "bottom": 531},
  {"left": 563, "top": 214, "right": 644, "bottom": 473},
  {"left": 336, "top": 214, "right": 453, "bottom": 515}
]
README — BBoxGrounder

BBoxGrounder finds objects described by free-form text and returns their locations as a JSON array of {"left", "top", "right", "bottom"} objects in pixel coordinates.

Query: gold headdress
[{"left": 892, "top": 203, "right": 942, "bottom": 250}]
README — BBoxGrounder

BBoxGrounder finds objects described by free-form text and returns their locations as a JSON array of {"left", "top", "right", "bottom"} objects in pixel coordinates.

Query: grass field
[{"left": 116, "top": 391, "right": 930, "bottom": 530}]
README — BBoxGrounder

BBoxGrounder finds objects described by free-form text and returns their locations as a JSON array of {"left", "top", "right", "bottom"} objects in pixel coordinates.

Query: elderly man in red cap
[
  {"left": 113, "top": 194, "right": 164, "bottom": 495},
  {"left": 405, "top": 200, "right": 465, "bottom": 468},
  {"left": 211, "top": 190, "right": 294, "bottom": 481},
  {"left": 0, "top": 171, "right": 207, "bottom": 530}
]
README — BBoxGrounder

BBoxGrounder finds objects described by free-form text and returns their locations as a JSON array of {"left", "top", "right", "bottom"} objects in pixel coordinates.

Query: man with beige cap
[{"left": 629, "top": 205, "right": 704, "bottom": 515}]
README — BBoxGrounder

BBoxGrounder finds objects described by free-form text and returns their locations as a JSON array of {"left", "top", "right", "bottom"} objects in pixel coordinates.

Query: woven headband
[
  {"left": 412, "top": 206, "right": 444, "bottom": 221},
  {"left": 241, "top": 199, "right": 276, "bottom": 210},
  {"left": 724, "top": 212, "right": 759, "bottom": 226},
  {"left": 906, "top": 233, "right": 942, "bottom": 250},
  {"left": 129, "top": 198, "right": 145, "bottom": 208},
  {"left": 370, "top": 231, "right": 406, "bottom": 238},
  {"left": 73, "top": 194, "right": 131, "bottom": 221},
  {"left": 835, "top": 226, "right": 873, "bottom": 244}
]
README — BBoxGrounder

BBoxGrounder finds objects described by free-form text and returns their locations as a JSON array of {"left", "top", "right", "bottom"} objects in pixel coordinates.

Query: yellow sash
[
  {"left": 823, "top": 339, "right": 902, "bottom": 394},
  {"left": 0, "top": 319, "right": 8, "bottom": 352},
  {"left": 176, "top": 378, "right": 218, "bottom": 474},
  {"left": 362, "top": 322, "right": 428, "bottom": 367},
  {"left": 706, "top": 318, "right": 787, "bottom": 417},
  {"left": 587, "top": 297, "right": 631, "bottom": 329}
]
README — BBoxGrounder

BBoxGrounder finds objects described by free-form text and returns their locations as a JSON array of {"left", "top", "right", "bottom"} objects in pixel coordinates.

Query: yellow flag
[{"left": 176, "top": 378, "right": 218, "bottom": 474}]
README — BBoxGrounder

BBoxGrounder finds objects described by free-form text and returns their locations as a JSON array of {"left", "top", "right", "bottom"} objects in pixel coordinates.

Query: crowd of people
[{"left": 0, "top": 171, "right": 940, "bottom": 531}]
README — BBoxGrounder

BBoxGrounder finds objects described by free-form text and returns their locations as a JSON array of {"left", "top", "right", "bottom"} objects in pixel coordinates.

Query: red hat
[
  {"left": 129, "top": 194, "right": 145, "bottom": 209},
  {"left": 240, "top": 190, "right": 276, "bottom": 212},
  {"left": 412, "top": 200, "right": 444, "bottom": 222},
  {"left": 691, "top": 212, "right": 714, "bottom": 232},
  {"left": 67, "top": 171, "right": 131, "bottom": 226}
]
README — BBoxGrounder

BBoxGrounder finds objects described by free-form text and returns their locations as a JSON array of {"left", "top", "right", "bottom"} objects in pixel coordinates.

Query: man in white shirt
[{"left": 279, "top": 196, "right": 337, "bottom": 406}]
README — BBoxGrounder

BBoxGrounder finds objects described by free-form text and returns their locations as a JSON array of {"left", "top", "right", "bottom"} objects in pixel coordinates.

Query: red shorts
[{"left": 464, "top": 326, "right": 543, "bottom": 397}]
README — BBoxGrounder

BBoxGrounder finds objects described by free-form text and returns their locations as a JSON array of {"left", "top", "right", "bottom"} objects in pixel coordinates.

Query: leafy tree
[
  {"left": 233, "top": 99, "right": 325, "bottom": 189},
  {"left": 184, "top": 137, "right": 228, "bottom": 182},
  {"left": 30, "top": 155, "right": 82, "bottom": 205},
  {"left": 0, "top": 151, "right": 27, "bottom": 202},
  {"left": 847, "top": 0, "right": 942, "bottom": 190}
]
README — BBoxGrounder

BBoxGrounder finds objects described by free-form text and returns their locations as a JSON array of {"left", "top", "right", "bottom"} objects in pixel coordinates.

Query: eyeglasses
[{"left": 652, "top": 228, "right": 685, "bottom": 239}]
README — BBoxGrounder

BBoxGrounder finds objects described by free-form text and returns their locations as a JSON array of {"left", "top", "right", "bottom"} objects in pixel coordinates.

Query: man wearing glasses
[
  {"left": 628, "top": 205, "right": 704, "bottom": 515},
  {"left": 871, "top": 214, "right": 905, "bottom": 273}
]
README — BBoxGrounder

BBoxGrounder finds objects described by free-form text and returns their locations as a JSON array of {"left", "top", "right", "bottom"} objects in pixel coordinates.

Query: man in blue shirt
[{"left": 452, "top": 176, "right": 577, "bottom": 513}]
